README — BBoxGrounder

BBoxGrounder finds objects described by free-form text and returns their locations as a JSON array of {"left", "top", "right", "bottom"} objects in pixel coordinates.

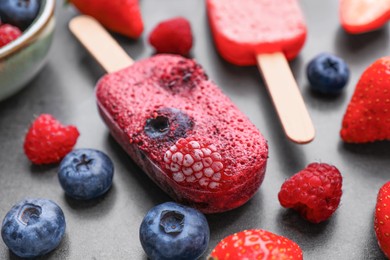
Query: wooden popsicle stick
[
  {"left": 69, "top": 15, "right": 134, "bottom": 73},
  {"left": 257, "top": 52, "right": 315, "bottom": 144}
]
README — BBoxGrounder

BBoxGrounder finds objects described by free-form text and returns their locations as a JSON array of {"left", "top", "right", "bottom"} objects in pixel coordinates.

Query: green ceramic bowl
[{"left": 0, "top": 0, "right": 55, "bottom": 101}]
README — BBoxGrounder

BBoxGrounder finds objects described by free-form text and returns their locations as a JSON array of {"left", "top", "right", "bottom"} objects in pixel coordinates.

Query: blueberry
[
  {"left": 307, "top": 53, "right": 350, "bottom": 94},
  {"left": 1, "top": 198, "right": 66, "bottom": 258},
  {"left": 58, "top": 148, "right": 114, "bottom": 200},
  {"left": 144, "top": 107, "right": 194, "bottom": 140},
  {"left": 0, "top": 0, "right": 40, "bottom": 30},
  {"left": 139, "top": 202, "right": 210, "bottom": 260}
]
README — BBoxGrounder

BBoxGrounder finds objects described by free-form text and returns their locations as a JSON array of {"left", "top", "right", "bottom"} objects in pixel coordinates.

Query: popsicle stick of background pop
[{"left": 207, "top": 0, "right": 315, "bottom": 144}]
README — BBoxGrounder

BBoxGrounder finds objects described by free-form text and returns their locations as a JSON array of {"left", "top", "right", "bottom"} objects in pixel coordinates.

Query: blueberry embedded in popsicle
[{"left": 144, "top": 108, "right": 194, "bottom": 141}]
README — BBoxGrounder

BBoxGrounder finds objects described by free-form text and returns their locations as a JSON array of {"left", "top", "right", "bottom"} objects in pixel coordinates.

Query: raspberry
[
  {"left": 24, "top": 114, "right": 80, "bottom": 164},
  {"left": 0, "top": 24, "right": 22, "bottom": 48},
  {"left": 278, "top": 163, "right": 343, "bottom": 223},
  {"left": 164, "top": 138, "right": 225, "bottom": 191},
  {"left": 149, "top": 17, "right": 193, "bottom": 56}
]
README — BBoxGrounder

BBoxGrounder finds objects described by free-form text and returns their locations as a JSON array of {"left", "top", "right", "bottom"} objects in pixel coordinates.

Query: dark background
[{"left": 1, "top": 0, "right": 389, "bottom": 259}]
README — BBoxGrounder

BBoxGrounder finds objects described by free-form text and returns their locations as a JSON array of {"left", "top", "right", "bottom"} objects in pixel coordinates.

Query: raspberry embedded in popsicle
[
  {"left": 340, "top": 0, "right": 390, "bottom": 34},
  {"left": 207, "top": 0, "right": 307, "bottom": 66}
]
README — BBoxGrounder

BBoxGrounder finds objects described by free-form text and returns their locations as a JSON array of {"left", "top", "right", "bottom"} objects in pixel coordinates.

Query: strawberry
[
  {"left": 208, "top": 229, "right": 303, "bottom": 260},
  {"left": 0, "top": 24, "right": 22, "bottom": 48},
  {"left": 24, "top": 114, "right": 80, "bottom": 164},
  {"left": 68, "top": 0, "right": 143, "bottom": 39},
  {"left": 340, "top": 57, "right": 390, "bottom": 143},
  {"left": 164, "top": 138, "right": 226, "bottom": 191},
  {"left": 375, "top": 181, "right": 390, "bottom": 258},
  {"left": 278, "top": 163, "right": 343, "bottom": 223},
  {"left": 149, "top": 17, "right": 193, "bottom": 56},
  {"left": 340, "top": 0, "right": 390, "bottom": 34}
]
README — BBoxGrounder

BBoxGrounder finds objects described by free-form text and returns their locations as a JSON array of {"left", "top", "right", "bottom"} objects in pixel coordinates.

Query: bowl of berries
[{"left": 0, "top": 0, "right": 55, "bottom": 101}]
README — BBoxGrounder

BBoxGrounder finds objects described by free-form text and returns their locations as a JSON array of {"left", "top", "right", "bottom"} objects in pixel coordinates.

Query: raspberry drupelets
[
  {"left": 96, "top": 54, "right": 268, "bottom": 213},
  {"left": 24, "top": 114, "right": 79, "bottom": 164},
  {"left": 0, "top": 24, "right": 21, "bottom": 48},
  {"left": 278, "top": 163, "right": 343, "bottom": 223},
  {"left": 149, "top": 17, "right": 193, "bottom": 56},
  {"left": 164, "top": 138, "right": 225, "bottom": 191}
]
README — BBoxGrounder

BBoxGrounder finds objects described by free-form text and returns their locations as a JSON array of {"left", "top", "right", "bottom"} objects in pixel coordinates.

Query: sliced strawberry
[
  {"left": 375, "top": 181, "right": 390, "bottom": 258},
  {"left": 340, "top": 57, "right": 390, "bottom": 143},
  {"left": 69, "top": 0, "right": 144, "bottom": 39},
  {"left": 209, "top": 229, "right": 303, "bottom": 260},
  {"left": 340, "top": 0, "right": 390, "bottom": 34}
]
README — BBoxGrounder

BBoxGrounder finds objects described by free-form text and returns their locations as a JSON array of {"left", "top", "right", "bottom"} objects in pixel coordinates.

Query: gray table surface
[{"left": 1, "top": 0, "right": 389, "bottom": 259}]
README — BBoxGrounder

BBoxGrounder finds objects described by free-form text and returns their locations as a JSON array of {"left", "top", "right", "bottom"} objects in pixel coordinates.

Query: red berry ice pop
[
  {"left": 207, "top": 0, "right": 314, "bottom": 144},
  {"left": 69, "top": 16, "right": 268, "bottom": 213},
  {"left": 340, "top": 0, "right": 390, "bottom": 34}
]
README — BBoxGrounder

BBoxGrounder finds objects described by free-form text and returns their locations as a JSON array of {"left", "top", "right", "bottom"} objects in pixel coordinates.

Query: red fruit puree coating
[
  {"left": 207, "top": 0, "right": 307, "bottom": 66},
  {"left": 96, "top": 54, "right": 268, "bottom": 213}
]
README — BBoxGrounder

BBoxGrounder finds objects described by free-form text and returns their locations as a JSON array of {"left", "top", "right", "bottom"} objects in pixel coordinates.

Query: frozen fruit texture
[
  {"left": 341, "top": 57, "right": 390, "bottom": 143},
  {"left": 24, "top": 114, "right": 80, "bottom": 164},
  {"left": 278, "top": 163, "right": 343, "bottom": 223},
  {"left": 144, "top": 107, "right": 194, "bottom": 140},
  {"left": 149, "top": 17, "right": 193, "bottom": 56},
  {"left": 69, "top": 0, "right": 143, "bottom": 38},
  {"left": 375, "top": 181, "right": 390, "bottom": 258},
  {"left": 209, "top": 229, "right": 303, "bottom": 260},
  {"left": 96, "top": 54, "right": 268, "bottom": 213},
  {"left": 340, "top": 0, "right": 390, "bottom": 34},
  {"left": 0, "top": 24, "right": 21, "bottom": 48},
  {"left": 164, "top": 138, "right": 225, "bottom": 191},
  {"left": 207, "top": 0, "right": 307, "bottom": 66}
]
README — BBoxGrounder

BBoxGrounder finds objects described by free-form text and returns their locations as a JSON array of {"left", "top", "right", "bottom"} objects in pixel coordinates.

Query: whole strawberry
[
  {"left": 68, "top": 0, "right": 143, "bottom": 39},
  {"left": 208, "top": 229, "right": 303, "bottom": 260},
  {"left": 0, "top": 24, "right": 21, "bottom": 48},
  {"left": 278, "top": 163, "right": 343, "bottom": 223},
  {"left": 24, "top": 114, "right": 80, "bottom": 164},
  {"left": 341, "top": 57, "right": 390, "bottom": 143},
  {"left": 375, "top": 181, "right": 390, "bottom": 258},
  {"left": 149, "top": 17, "right": 193, "bottom": 56}
]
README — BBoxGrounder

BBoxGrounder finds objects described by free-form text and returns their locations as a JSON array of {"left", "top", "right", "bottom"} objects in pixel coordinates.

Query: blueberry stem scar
[
  {"left": 76, "top": 154, "right": 93, "bottom": 171},
  {"left": 18, "top": 204, "right": 42, "bottom": 225},
  {"left": 159, "top": 210, "right": 185, "bottom": 235}
]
